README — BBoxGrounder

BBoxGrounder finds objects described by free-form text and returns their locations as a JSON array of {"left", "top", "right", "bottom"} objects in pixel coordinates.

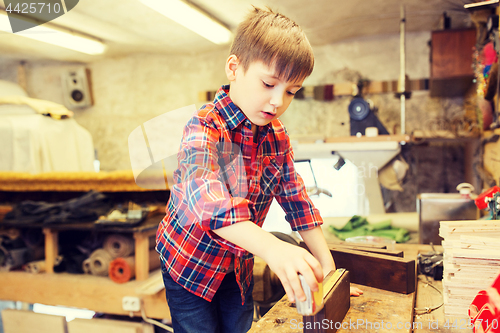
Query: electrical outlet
[{"left": 122, "top": 296, "right": 141, "bottom": 312}]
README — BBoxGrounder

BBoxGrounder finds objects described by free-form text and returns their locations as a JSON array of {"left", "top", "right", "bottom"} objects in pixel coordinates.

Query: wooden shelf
[
  {"left": 0, "top": 270, "right": 169, "bottom": 319},
  {"left": 0, "top": 170, "right": 172, "bottom": 192},
  {"left": 1, "top": 213, "right": 162, "bottom": 281},
  {"left": 0, "top": 176, "right": 169, "bottom": 319},
  {"left": 325, "top": 134, "right": 411, "bottom": 143}
]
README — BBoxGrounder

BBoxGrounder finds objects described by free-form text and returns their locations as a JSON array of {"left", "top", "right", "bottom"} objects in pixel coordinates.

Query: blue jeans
[{"left": 162, "top": 270, "right": 254, "bottom": 333}]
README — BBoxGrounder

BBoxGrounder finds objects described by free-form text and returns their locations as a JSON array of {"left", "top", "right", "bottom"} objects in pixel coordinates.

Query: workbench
[
  {"left": 250, "top": 241, "right": 473, "bottom": 333},
  {"left": 0, "top": 171, "right": 474, "bottom": 329}
]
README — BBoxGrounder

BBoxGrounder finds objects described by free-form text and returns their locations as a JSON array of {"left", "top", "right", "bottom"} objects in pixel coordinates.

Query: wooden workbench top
[
  {"left": 250, "top": 283, "right": 415, "bottom": 333},
  {"left": 0, "top": 269, "right": 169, "bottom": 319},
  {"left": 251, "top": 244, "right": 473, "bottom": 333},
  {"left": 0, "top": 170, "right": 172, "bottom": 192}
]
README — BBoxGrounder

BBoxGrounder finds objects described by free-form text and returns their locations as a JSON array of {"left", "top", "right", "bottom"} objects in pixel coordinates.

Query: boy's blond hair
[{"left": 230, "top": 7, "right": 314, "bottom": 82}]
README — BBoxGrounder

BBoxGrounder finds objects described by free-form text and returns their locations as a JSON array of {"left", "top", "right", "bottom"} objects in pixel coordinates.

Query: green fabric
[{"left": 328, "top": 215, "right": 410, "bottom": 243}]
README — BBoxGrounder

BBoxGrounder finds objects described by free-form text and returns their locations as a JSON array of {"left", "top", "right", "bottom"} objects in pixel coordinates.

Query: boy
[{"left": 156, "top": 7, "right": 361, "bottom": 333}]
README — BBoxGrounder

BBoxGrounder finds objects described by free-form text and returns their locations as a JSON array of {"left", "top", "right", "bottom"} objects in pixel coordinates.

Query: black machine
[{"left": 348, "top": 96, "right": 389, "bottom": 136}]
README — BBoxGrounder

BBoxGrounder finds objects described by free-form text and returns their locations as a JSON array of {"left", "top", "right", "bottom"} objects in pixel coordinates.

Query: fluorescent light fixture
[
  {"left": 0, "top": 10, "right": 106, "bottom": 55},
  {"left": 139, "top": 0, "right": 232, "bottom": 45}
]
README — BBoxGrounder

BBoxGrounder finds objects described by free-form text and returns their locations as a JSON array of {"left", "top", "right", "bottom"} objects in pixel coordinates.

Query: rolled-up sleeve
[{"left": 274, "top": 140, "right": 323, "bottom": 231}]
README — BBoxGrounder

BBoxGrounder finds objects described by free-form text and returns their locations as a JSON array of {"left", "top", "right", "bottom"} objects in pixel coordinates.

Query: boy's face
[{"left": 226, "top": 56, "right": 304, "bottom": 128}]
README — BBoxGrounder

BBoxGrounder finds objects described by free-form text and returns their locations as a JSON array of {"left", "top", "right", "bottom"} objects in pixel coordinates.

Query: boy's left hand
[{"left": 350, "top": 286, "right": 363, "bottom": 296}]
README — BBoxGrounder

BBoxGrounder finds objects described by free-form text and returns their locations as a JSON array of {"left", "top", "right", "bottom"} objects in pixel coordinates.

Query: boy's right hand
[
  {"left": 261, "top": 240, "right": 323, "bottom": 303},
  {"left": 211, "top": 221, "right": 323, "bottom": 303}
]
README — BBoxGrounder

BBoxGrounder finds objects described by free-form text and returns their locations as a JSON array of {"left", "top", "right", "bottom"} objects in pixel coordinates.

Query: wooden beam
[
  {"left": 198, "top": 79, "right": 430, "bottom": 102},
  {"left": 303, "top": 269, "right": 350, "bottom": 333},
  {"left": 328, "top": 247, "right": 415, "bottom": 294},
  {"left": 0, "top": 271, "right": 170, "bottom": 319},
  {"left": 43, "top": 228, "right": 58, "bottom": 274},
  {"left": 67, "top": 318, "right": 155, "bottom": 333},
  {"left": 249, "top": 282, "right": 415, "bottom": 333},
  {"left": 327, "top": 244, "right": 404, "bottom": 258},
  {"left": 1, "top": 309, "right": 66, "bottom": 333},
  {"left": 134, "top": 230, "right": 156, "bottom": 281},
  {"left": 301, "top": 242, "right": 415, "bottom": 294}
]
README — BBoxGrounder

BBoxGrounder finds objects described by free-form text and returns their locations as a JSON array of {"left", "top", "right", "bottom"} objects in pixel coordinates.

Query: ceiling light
[
  {"left": 0, "top": 10, "right": 106, "bottom": 55},
  {"left": 139, "top": 0, "right": 232, "bottom": 45}
]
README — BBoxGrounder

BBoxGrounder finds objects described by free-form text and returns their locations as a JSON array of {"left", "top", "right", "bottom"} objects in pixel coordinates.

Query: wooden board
[
  {"left": 303, "top": 270, "right": 350, "bottom": 333},
  {"left": 414, "top": 274, "right": 473, "bottom": 332},
  {"left": 0, "top": 170, "right": 171, "bottom": 192},
  {"left": 249, "top": 283, "right": 415, "bottom": 333},
  {"left": 67, "top": 318, "right": 154, "bottom": 333},
  {"left": 1, "top": 309, "right": 67, "bottom": 333},
  {"left": 327, "top": 243, "right": 404, "bottom": 257},
  {"left": 328, "top": 247, "right": 415, "bottom": 294},
  {"left": 439, "top": 220, "right": 500, "bottom": 317},
  {"left": 301, "top": 243, "right": 415, "bottom": 294},
  {"left": 0, "top": 271, "right": 170, "bottom": 319},
  {"left": 68, "top": 319, "right": 139, "bottom": 333}
]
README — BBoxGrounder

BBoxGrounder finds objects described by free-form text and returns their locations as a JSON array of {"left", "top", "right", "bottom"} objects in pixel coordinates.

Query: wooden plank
[
  {"left": 431, "top": 29, "right": 475, "bottom": 79},
  {"left": 68, "top": 318, "right": 154, "bottom": 333},
  {"left": 67, "top": 318, "right": 153, "bottom": 333},
  {"left": 324, "top": 134, "right": 410, "bottom": 144},
  {"left": 333, "top": 82, "right": 355, "bottom": 96},
  {"left": 0, "top": 170, "right": 170, "bottom": 192},
  {"left": 249, "top": 283, "right": 415, "bottom": 333},
  {"left": 134, "top": 231, "right": 155, "bottom": 281},
  {"left": 440, "top": 220, "right": 500, "bottom": 317},
  {"left": 1, "top": 309, "right": 67, "bottom": 333},
  {"left": 43, "top": 228, "right": 58, "bottom": 274},
  {"left": 327, "top": 244, "right": 404, "bottom": 257},
  {"left": 327, "top": 247, "right": 415, "bottom": 294},
  {"left": 336, "top": 241, "right": 387, "bottom": 249},
  {"left": 301, "top": 243, "right": 415, "bottom": 294},
  {"left": 303, "top": 270, "right": 350, "bottom": 333},
  {"left": 0, "top": 271, "right": 170, "bottom": 319}
]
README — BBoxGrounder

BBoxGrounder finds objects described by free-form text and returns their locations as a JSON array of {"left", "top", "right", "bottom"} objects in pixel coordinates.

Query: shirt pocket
[{"left": 260, "top": 155, "right": 284, "bottom": 196}]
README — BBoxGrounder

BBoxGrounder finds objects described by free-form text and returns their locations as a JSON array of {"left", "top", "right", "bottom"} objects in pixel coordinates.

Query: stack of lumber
[{"left": 439, "top": 220, "right": 500, "bottom": 317}]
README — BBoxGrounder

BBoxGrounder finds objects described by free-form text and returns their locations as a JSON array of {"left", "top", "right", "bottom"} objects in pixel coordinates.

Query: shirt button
[
  {"left": 271, "top": 158, "right": 276, "bottom": 163},
  {"left": 245, "top": 137, "right": 250, "bottom": 141},
  {"left": 221, "top": 268, "right": 227, "bottom": 273}
]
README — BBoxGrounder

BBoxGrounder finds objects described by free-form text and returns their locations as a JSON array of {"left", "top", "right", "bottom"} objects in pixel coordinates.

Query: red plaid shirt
[{"left": 156, "top": 85, "right": 323, "bottom": 303}]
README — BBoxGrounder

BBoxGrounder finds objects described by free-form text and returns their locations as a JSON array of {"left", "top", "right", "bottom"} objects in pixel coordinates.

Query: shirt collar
[
  {"left": 213, "top": 85, "right": 272, "bottom": 134},
  {"left": 214, "top": 85, "right": 247, "bottom": 130}
]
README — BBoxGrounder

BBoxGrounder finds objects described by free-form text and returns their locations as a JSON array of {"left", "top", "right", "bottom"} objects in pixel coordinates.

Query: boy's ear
[{"left": 225, "top": 55, "right": 239, "bottom": 81}]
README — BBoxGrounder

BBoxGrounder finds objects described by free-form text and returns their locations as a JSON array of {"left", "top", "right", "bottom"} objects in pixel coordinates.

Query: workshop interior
[{"left": 1, "top": 0, "right": 500, "bottom": 332}]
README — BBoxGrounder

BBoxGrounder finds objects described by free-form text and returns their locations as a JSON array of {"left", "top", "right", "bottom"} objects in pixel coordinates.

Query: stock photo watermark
[
  {"left": 289, "top": 318, "right": 487, "bottom": 331},
  {"left": 3, "top": 0, "right": 79, "bottom": 33},
  {"left": 128, "top": 104, "right": 375, "bottom": 225}
]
